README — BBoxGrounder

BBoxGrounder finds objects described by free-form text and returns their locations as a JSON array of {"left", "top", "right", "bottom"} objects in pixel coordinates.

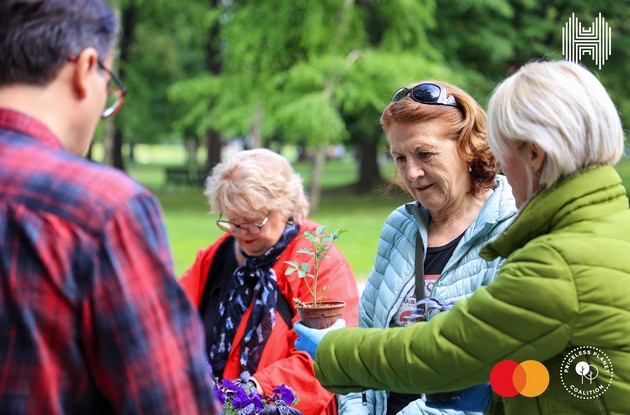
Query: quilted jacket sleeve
[
  {"left": 337, "top": 284, "right": 377, "bottom": 415},
  {"left": 313, "top": 243, "right": 579, "bottom": 395}
]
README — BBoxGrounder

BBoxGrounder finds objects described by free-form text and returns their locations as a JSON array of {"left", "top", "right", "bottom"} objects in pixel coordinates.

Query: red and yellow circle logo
[{"left": 490, "top": 360, "right": 550, "bottom": 397}]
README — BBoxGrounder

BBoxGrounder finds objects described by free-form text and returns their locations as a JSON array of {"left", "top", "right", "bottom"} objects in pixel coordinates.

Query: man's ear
[{"left": 72, "top": 48, "right": 99, "bottom": 99}]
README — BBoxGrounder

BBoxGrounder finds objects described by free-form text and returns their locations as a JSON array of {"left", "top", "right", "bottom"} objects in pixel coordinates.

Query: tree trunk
[
  {"left": 201, "top": 0, "right": 223, "bottom": 177},
  {"left": 307, "top": 0, "right": 356, "bottom": 208},
  {"left": 128, "top": 141, "right": 135, "bottom": 163},
  {"left": 355, "top": 133, "right": 383, "bottom": 193},
  {"left": 103, "top": 124, "right": 125, "bottom": 170},
  {"left": 186, "top": 138, "right": 199, "bottom": 169},
  {"left": 249, "top": 103, "right": 264, "bottom": 148},
  {"left": 309, "top": 145, "right": 327, "bottom": 214},
  {"left": 204, "top": 129, "right": 222, "bottom": 178},
  {"left": 297, "top": 138, "right": 308, "bottom": 162},
  {"left": 113, "top": 128, "right": 125, "bottom": 170},
  {"left": 103, "top": 119, "right": 115, "bottom": 166},
  {"left": 104, "top": 0, "right": 136, "bottom": 171}
]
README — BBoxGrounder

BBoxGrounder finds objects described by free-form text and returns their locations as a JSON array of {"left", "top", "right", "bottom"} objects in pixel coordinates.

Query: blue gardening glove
[
  {"left": 294, "top": 319, "right": 346, "bottom": 359},
  {"left": 425, "top": 383, "right": 492, "bottom": 412}
]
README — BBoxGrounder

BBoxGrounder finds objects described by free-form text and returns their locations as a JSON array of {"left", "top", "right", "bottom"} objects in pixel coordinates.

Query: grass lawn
[{"left": 127, "top": 151, "right": 630, "bottom": 282}]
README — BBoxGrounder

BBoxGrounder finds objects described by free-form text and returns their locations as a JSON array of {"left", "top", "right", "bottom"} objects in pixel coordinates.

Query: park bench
[{"left": 164, "top": 167, "right": 206, "bottom": 187}]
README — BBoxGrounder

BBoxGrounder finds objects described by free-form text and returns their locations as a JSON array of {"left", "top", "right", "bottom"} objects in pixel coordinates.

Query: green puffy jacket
[{"left": 314, "top": 166, "right": 630, "bottom": 414}]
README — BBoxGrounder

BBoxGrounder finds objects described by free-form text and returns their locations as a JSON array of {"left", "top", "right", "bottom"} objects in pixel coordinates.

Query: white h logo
[{"left": 562, "top": 13, "right": 611, "bottom": 70}]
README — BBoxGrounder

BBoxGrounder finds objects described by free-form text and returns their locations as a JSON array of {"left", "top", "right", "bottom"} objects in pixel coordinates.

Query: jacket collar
[{"left": 481, "top": 165, "right": 628, "bottom": 261}]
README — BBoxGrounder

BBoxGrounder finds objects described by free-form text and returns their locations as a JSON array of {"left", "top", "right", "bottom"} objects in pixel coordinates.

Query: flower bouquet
[{"left": 214, "top": 378, "right": 302, "bottom": 415}]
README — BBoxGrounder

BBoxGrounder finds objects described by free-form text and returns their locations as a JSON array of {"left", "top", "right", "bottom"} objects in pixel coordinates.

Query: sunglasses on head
[{"left": 391, "top": 83, "right": 459, "bottom": 109}]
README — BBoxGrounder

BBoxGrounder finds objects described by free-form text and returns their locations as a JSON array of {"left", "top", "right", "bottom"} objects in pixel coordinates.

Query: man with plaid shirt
[{"left": 0, "top": 1, "right": 218, "bottom": 413}]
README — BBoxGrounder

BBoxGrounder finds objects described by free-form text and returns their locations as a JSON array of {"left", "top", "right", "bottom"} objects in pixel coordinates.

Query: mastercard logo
[{"left": 490, "top": 360, "right": 550, "bottom": 397}]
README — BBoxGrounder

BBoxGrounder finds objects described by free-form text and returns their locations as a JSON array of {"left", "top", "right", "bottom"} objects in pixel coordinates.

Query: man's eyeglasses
[
  {"left": 391, "top": 83, "right": 459, "bottom": 109},
  {"left": 216, "top": 212, "right": 271, "bottom": 234},
  {"left": 67, "top": 55, "right": 127, "bottom": 119},
  {"left": 97, "top": 59, "right": 127, "bottom": 118},
  {"left": 97, "top": 60, "right": 127, "bottom": 119}
]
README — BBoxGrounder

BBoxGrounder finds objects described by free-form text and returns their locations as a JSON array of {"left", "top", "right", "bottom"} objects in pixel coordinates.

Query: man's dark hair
[{"left": 0, "top": 0, "right": 117, "bottom": 86}]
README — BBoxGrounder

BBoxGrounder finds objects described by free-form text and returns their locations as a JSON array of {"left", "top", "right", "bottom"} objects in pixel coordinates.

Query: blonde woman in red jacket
[{"left": 179, "top": 148, "right": 359, "bottom": 415}]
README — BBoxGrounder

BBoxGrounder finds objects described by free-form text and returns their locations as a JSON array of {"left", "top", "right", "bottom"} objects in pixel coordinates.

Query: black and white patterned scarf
[{"left": 209, "top": 223, "right": 299, "bottom": 375}]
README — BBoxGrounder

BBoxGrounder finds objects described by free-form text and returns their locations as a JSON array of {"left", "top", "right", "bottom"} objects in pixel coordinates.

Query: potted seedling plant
[{"left": 284, "top": 226, "right": 348, "bottom": 329}]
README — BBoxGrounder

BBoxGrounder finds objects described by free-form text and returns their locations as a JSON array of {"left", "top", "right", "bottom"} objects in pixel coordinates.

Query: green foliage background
[
  {"left": 99, "top": 0, "right": 630, "bottom": 280},
  {"left": 106, "top": 0, "right": 628, "bottom": 152}
]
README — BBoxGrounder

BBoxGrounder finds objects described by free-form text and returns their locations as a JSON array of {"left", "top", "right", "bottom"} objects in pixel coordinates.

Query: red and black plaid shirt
[{"left": 0, "top": 109, "right": 219, "bottom": 414}]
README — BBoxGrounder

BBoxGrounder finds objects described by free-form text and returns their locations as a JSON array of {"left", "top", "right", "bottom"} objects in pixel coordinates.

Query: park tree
[
  {"left": 111, "top": 0, "right": 628, "bottom": 191},
  {"left": 429, "top": 0, "right": 630, "bottom": 126},
  {"left": 169, "top": 0, "right": 462, "bottom": 210},
  {"left": 100, "top": 0, "right": 209, "bottom": 171},
  {"left": 170, "top": 0, "right": 355, "bottom": 210}
]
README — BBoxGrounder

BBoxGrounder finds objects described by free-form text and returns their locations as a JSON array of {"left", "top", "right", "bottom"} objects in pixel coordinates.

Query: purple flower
[
  {"left": 231, "top": 387, "right": 250, "bottom": 408},
  {"left": 236, "top": 403, "right": 257, "bottom": 415},
  {"left": 272, "top": 385, "right": 297, "bottom": 405},
  {"left": 251, "top": 393, "right": 264, "bottom": 411},
  {"left": 214, "top": 381, "right": 226, "bottom": 405},
  {"left": 231, "top": 385, "right": 264, "bottom": 410},
  {"left": 260, "top": 400, "right": 303, "bottom": 415},
  {"left": 222, "top": 378, "right": 239, "bottom": 391},
  {"left": 215, "top": 379, "right": 300, "bottom": 415}
]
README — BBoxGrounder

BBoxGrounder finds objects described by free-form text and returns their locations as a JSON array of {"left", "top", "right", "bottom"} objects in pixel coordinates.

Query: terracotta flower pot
[{"left": 296, "top": 301, "right": 345, "bottom": 329}]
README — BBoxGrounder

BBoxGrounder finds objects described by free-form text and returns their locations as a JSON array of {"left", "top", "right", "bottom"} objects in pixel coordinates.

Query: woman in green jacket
[{"left": 295, "top": 59, "right": 630, "bottom": 414}]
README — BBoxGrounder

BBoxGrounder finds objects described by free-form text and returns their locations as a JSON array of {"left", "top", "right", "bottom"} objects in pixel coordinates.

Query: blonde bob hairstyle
[
  {"left": 487, "top": 60, "right": 624, "bottom": 189},
  {"left": 380, "top": 80, "right": 497, "bottom": 196},
  {"left": 204, "top": 148, "right": 310, "bottom": 222}
]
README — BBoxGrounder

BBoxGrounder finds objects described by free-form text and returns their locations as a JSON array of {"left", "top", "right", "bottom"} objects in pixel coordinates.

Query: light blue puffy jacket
[{"left": 338, "top": 176, "right": 516, "bottom": 415}]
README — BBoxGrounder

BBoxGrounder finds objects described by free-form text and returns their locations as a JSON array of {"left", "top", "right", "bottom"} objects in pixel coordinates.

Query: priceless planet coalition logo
[
  {"left": 490, "top": 360, "right": 549, "bottom": 397},
  {"left": 560, "top": 346, "right": 613, "bottom": 399}
]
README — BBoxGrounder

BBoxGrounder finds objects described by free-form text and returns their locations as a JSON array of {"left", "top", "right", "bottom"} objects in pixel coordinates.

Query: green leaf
[
  {"left": 320, "top": 235, "right": 333, "bottom": 244},
  {"left": 332, "top": 228, "right": 350, "bottom": 238}
]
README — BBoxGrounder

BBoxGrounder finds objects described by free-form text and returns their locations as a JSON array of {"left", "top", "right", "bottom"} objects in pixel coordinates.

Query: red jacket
[{"left": 179, "top": 219, "right": 359, "bottom": 415}]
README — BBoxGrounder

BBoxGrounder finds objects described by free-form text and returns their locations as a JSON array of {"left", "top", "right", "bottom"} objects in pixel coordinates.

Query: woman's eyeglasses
[
  {"left": 391, "top": 83, "right": 459, "bottom": 109},
  {"left": 216, "top": 212, "right": 271, "bottom": 234}
]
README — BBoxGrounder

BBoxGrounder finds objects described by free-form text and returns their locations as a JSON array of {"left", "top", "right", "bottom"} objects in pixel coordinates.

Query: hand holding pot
[{"left": 294, "top": 318, "right": 346, "bottom": 359}]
